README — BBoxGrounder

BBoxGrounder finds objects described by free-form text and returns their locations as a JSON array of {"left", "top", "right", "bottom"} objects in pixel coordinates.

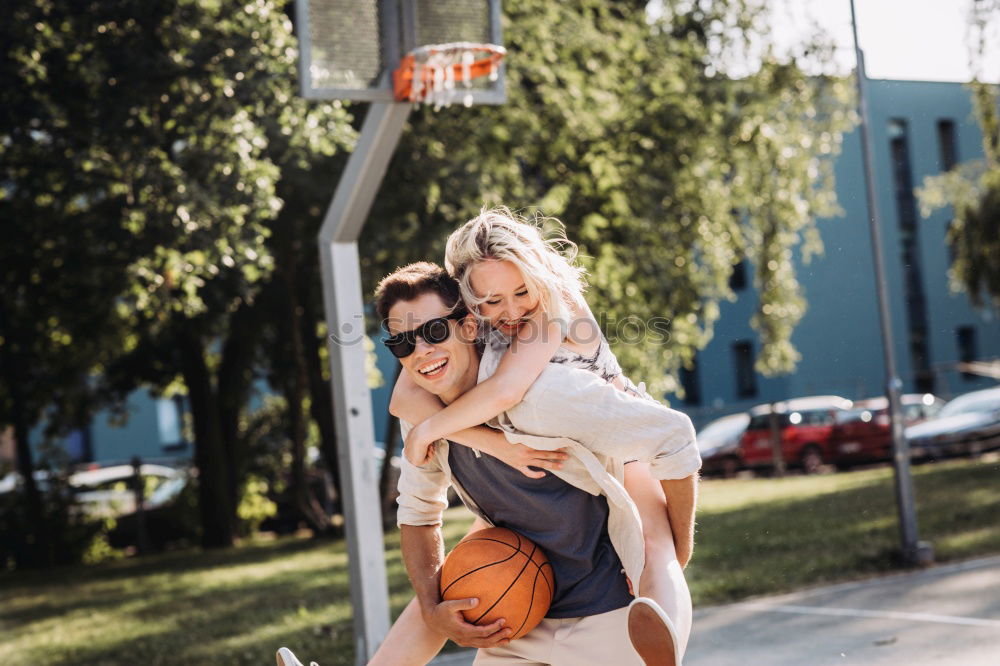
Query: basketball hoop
[{"left": 393, "top": 42, "right": 506, "bottom": 108}]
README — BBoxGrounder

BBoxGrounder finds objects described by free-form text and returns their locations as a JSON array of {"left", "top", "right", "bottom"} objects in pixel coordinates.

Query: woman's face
[{"left": 468, "top": 259, "right": 540, "bottom": 337}]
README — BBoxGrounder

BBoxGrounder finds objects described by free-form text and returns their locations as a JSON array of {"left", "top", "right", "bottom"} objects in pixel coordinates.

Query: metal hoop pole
[{"left": 318, "top": 99, "right": 412, "bottom": 664}]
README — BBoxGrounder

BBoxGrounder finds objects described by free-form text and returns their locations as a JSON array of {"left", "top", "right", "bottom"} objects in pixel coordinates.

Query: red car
[
  {"left": 830, "top": 393, "right": 944, "bottom": 467},
  {"left": 737, "top": 396, "right": 853, "bottom": 474}
]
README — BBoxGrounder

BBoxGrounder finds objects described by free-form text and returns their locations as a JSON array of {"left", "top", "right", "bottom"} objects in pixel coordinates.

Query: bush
[
  {"left": 0, "top": 472, "right": 116, "bottom": 570},
  {"left": 236, "top": 474, "right": 278, "bottom": 537}
]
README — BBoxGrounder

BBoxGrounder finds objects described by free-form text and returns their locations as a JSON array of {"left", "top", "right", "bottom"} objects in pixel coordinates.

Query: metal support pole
[
  {"left": 318, "top": 100, "right": 411, "bottom": 663},
  {"left": 849, "top": 0, "right": 933, "bottom": 567}
]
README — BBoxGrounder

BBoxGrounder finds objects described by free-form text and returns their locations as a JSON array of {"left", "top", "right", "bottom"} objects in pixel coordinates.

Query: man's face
[{"left": 386, "top": 292, "right": 479, "bottom": 402}]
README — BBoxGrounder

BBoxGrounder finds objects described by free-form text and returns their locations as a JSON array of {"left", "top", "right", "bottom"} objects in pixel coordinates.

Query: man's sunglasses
[{"left": 382, "top": 311, "right": 467, "bottom": 359}]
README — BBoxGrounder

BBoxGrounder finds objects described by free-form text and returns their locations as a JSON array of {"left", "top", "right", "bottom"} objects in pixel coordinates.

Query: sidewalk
[{"left": 431, "top": 555, "right": 1000, "bottom": 665}]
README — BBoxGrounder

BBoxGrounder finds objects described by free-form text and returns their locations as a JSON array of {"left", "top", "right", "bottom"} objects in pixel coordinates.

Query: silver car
[
  {"left": 905, "top": 386, "right": 1000, "bottom": 458},
  {"left": 697, "top": 412, "right": 751, "bottom": 477}
]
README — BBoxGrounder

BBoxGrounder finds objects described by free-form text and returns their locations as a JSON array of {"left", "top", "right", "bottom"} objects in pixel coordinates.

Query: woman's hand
[
  {"left": 489, "top": 441, "right": 570, "bottom": 479},
  {"left": 403, "top": 421, "right": 439, "bottom": 467}
]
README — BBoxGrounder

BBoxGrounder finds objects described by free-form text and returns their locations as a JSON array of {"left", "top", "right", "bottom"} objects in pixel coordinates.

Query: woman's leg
[
  {"left": 367, "top": 596, "right": 445, "bottom": 666},
  {"left": 623, "top": 462, "right": 693, "bottom": 659},
  {"left": 368, "top": 517, "right": 492, "bottom": 666}
]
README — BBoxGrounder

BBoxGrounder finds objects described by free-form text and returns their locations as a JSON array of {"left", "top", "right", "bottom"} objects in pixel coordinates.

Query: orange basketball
[{"left": 440, "top": 527, "right": 555, "bottom": 640}]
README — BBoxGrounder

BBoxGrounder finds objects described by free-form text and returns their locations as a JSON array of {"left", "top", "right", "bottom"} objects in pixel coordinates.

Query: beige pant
[{"left": 473, "top": 606, "right": 643, "bottom": 666}]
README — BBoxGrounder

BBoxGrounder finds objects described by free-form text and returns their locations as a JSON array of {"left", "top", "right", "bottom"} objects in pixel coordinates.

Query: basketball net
[{"left": 393, "top": 42, "right": 506, "bottom": 109}]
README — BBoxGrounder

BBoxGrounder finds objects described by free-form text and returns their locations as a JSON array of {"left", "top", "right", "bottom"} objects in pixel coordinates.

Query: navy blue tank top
[{"left": 448, "top": 443, "right": 633, "bottom": 618}]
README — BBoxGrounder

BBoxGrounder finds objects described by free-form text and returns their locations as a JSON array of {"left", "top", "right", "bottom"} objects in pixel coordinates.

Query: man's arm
[
  {"left": 661, "top": 473, "right": 698, "bottom": 567},
  {"left": 400, "top": 525, "right": 511, "bottom": 648}
]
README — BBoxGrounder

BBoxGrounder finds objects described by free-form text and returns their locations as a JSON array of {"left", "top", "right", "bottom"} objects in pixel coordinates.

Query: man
[{"left": 374, "top": 262, "right": 700, "bottom": 665}]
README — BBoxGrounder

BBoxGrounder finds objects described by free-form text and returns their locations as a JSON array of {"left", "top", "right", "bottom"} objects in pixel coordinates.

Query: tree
[
  {"left": 917, "top": 0, "right": 1000, "bottom": 310},
  {"left": 364, "top": 0, "right": 854, "bottom": 394},
  {"left": 1, "top": 1, "right": 141, "bottom": 566},
  {"left": 2, "top": 0, "right": 354, "bottom": 549}
]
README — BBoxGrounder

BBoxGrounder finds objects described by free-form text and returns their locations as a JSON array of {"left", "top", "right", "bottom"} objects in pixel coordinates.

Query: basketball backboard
[{"left": 296, "top": 0, "right": 505, "bottom": 104}]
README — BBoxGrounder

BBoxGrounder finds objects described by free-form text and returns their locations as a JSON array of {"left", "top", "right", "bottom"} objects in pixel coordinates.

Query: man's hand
[
  {"left": 489, "top": 442, "right": 569, "bottom": 479},
  {"left": 422, "top": 597, "right": 512, "bottom": 648}
]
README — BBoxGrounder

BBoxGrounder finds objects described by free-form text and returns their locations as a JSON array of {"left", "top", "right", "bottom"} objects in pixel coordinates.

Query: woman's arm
[
  {"left": 403, "top": 317, "right": 566, "bottom": 462},
  {"left": 391, "top": 368, "right": 567, "bottom": 477}
]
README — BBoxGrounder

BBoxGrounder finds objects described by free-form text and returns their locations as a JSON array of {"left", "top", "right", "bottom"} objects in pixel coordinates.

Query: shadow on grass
[
  {"left": 0, "top": 533, "right": 335, "bottom": 593},
  {"left": 4, "top": 536, "right": 357, "bottom": 665},
  {"left": 13, "top": 576, "right": 356, "bottom": 665}
]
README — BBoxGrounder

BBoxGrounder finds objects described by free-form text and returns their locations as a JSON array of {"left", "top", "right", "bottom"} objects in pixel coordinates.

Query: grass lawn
[{"left": 2, "top": 457, "right": 998, "bottom": 665}]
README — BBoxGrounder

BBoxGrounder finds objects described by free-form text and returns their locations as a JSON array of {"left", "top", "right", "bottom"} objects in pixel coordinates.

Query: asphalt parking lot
[{"left": 431, "top": 555, "right": 1000, "bottom": 665}]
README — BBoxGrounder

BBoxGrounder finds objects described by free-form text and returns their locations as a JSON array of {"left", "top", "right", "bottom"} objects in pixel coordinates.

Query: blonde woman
[{"left": 377, "top": 208, "right": 696, "bottom": 666}]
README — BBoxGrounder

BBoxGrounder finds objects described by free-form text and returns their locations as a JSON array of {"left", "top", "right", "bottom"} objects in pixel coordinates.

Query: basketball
[{"left": 440, "top": 527, "right": 555, "bottom": 640}]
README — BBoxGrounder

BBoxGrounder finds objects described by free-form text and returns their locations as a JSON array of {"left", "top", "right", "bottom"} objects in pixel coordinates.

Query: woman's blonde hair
[{"left": 444, "top": 207, "right": 587, "bottom": 328}]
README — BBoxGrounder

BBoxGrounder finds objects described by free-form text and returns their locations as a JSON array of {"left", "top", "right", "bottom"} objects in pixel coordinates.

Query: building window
[
  {"left": 957, "top": 326, "right": 977, "bottom": 381},
  {"left": 937, "top": 119, "right": 958, "bottom": 172},
  {"left": 159, "top": 395, "right": 189, "bottom": 453},
  {"left": 65, "top": 428, "right": 93, "bottom": 464},
  {"left": 729, "top": 260, "right": 747, "bottom": 291},
  {"left": 889, "top": 118, "right": 935, "bottom": 394},
  {"left": 732, "top": 340, "right": 757, "bottom": 399},
  {"left": 680, "top": 355, "right": 701, "bottom": 406}
]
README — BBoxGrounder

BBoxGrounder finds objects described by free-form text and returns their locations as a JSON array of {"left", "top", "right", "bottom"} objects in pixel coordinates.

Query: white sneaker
[
  {"left": 627, "top": 597, "right": 682, "bottom": 666},
  {"left": 276, "top": 647, "right": 319, "bottom": 666}
]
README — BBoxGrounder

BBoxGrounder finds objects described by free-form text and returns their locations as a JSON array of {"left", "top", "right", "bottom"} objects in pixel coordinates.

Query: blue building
[
  {"left": 21, "top": 391, "right": 191, "bottom": 467},
  {"left": 673, "top": 79, "right": 1000, "bottom": 428}
]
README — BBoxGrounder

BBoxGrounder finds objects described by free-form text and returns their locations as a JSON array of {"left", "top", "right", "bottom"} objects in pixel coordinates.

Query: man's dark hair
[{"left": 374, "top": 262, "right": 466, "bottom": 326}]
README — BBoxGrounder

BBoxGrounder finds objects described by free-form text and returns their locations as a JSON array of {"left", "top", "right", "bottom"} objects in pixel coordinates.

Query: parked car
[
  {"left": 0, "top": 462, "right": 194, "bottom": 551},
  {"left": 737, "top": 396, "right": 853, "bottom": 474},
  {"left": 829, "top": 393, "right": 944, "bottom": 468},
  {"left": 0, "top": 463, "right": 185, "bottom": 516},
  {"left": 697, "top": 412, "right": 751, "bottom": 477},
  {"left": 906, "top": 386, "right": 1000, "bottom": 459},
  {"left": 70, "top": 463, "right": 187, "bottom": 518}
]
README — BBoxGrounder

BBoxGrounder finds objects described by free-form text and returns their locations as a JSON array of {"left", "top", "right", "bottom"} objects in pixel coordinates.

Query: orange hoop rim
[{"left": 393, "top": 42, "right": 506, "bottom": 103}]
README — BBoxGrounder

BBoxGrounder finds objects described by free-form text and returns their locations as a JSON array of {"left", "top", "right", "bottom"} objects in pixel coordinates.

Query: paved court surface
[
  {"left": 686, "top": 555, "right": 1000, "bottom": 666},
  {"left": 431, "top": 555, "right": 1000, "bottom": 665}
]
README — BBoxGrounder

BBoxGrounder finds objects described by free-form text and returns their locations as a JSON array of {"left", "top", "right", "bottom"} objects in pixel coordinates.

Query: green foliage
[
  {"left": 236, "top": 474, "right": 278, "bottom": 537},
  {"left": 916, "top": 2, "right": 1000, "bottom": 311},
  {"left": 0, "top": 472, "right": 108, "bottom": 570},
  {"left": 364, "top": 0, "right": 855, "bottom": 393},
  {"left": 2, "top": 0, "right": 356, "bottom": 547},
  {"left": 917, "top": 82, "right": 1000, "bottom": 310},
  {"left": 81, "top": 520, "right": 126, "bottom": 566},
  {"left": 241, "top": 395, "right": 295, "bottom": 488}
]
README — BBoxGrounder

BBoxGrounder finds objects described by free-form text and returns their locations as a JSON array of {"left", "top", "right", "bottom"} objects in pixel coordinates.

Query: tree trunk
[
  {"left": 284, "top": 267, "right": 330, "bottom": 534},
  {"left": 178, "top": 329, "right": 235, "bottom": 548},
  {"left": 0, "top": 304, "right": 51, "bottom": 567},
  {"left": 217, "top": 299, "right": 263, "bottom": 533},
  {"left": 300, "top": 285, "right": 342, "bottom": 512},
  {"left": 11, "top": 400, "right": 51, "bottom": 567}
]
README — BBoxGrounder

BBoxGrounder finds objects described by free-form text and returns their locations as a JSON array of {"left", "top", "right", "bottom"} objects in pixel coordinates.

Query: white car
[{"left": 0, "top": 464, "right": 186, "bottom": 518}]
